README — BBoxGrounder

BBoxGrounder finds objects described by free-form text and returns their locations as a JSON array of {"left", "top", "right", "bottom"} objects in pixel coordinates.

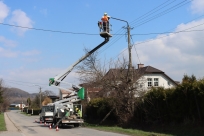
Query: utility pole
[
  {"left": 111, "top": 17, "right": 133, "bottom": 80},
  {"left": 127, "top": 24, "right": 133, "bottom": 82},
  {"left": 126, "top": 24, "right": 134, "bottom": 113},
  {"left": 111, "top": 17, "right": 134, "bottom": 113}
]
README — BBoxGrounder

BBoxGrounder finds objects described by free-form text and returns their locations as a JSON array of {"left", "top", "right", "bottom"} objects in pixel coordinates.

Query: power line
[
  {"left": 131, "top": 29, "right": 204, "bottom": 36},
  {"left": 0, "top": 0, "right": 197, "bottom": 66},
  {"left": 98, "top": 30, "right": 126, "bottom": 54},
  {"left": 0, "top": 1, "right": 182, "bottom": 57},
  {"left": 2, "top": 21, "right": 204, "bottom": 37},
  {"left": 0, "top": 1, "right": 193, "bottom": 40},
  {"left": 0, "top": 22, "right": 99, "bottom": 35},
  {"left": 131, "top": 0, "right": 193, "bottom": 28},
  {"left": 98, "top": 0, "right": 194, "bottom": 57},
  {"left": 131, "top": 36, "right": 141, "bottom": 64},
  {"left": 110, "top": 20, "right": 204, "bottom": 62},
  {"left": 129, "top": 0, "right": 177, "bottom": 25}
]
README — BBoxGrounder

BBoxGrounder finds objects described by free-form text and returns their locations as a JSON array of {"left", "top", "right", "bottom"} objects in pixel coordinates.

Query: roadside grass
[
  {"left": 84, "top": 123, "right": 204, "bottom": 136},
  {"left": 0, "top": 113, "right": 7, "bottom": 131},
  {"left": 84, "top": 123, "right": 173, "bottom": 136}
]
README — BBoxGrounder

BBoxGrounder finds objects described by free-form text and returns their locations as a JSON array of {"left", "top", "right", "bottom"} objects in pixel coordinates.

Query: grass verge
[
  {"left": 0, "top": 113, "right": 7, "bottom": 131},
  {"left": 84, "top": 123, "right": 173, "bottom": 136},
  {"left": 84, "top": 123, "right": 204, "bottom": 136}
]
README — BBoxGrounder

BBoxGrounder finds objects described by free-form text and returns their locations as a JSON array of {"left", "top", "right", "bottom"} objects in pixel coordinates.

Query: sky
[{"left": 0, "top": 0, "right": 204, "bottom": 94}]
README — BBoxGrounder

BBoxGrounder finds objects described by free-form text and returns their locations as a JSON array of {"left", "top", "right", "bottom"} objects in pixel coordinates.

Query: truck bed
[{"left": 61, "top": 118, "right": 84, "bottom": 124}]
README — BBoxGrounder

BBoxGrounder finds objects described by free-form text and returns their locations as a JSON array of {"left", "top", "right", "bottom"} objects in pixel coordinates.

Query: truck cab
[{"left": 39, "top": 104, "right": 54, "bottom": 123}]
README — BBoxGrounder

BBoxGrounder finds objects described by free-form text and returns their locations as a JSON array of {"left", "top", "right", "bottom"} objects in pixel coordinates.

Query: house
[
  {"left": 9, "top": 103, "right": 26, "bottom": 109},
  {"left": 136, "top": 64, "right": 178, "bottom": 90},
  {"left": 104, "top": 64, "right": 178, "bottom": 96},
  {"left": 85, "top": 64, "right": 178, "bottom": 98}
]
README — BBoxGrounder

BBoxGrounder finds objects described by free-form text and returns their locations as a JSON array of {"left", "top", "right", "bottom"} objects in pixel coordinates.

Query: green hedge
[
  {"left": 134, "top": 78, "right": 204, "bottom": 125},
  {"left": 86, "top": 77, "right": 204, "bottom": 126},
  {"left": 23, "top": 107, "right": 40, "bottom": 115}
]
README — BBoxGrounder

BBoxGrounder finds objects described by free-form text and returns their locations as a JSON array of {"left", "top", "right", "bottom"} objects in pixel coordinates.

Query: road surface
[{"left": 0, "top": 110, "right": 128, "bottom": 136}]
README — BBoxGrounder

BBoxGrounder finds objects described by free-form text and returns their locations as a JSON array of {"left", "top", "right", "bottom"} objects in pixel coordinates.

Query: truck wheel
[{"left": 74, "top": 123, "right": 80, "bottom": 127}]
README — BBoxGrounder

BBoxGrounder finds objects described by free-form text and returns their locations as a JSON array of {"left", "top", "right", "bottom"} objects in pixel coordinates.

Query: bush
[
  {"left": 134, "top": 76, "right": 204, "bottom": 126},
  {"left": 86, "top": 97, "right": 116, "bottom": 122}
]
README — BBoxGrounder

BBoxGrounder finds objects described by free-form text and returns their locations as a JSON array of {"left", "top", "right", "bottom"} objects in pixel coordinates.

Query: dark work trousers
[{"left": 103, "top": 21, "right": 109, "bottom": 33}]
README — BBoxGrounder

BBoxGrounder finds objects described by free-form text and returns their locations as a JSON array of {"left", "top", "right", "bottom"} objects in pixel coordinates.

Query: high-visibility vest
[
  {"left": 78, "top": 110, "right": 82, "bottom": 118},
  {"left": 101, "top": 16, "right": 108, "bottom": 22}
]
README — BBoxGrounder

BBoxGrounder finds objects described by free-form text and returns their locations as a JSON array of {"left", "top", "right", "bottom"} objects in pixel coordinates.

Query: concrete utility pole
[
  {"left": 111, "top": 16, "right": 134, "bottom": 113},
  {"left": 127, "top": 24, "right": 133, "bottom": 82}
]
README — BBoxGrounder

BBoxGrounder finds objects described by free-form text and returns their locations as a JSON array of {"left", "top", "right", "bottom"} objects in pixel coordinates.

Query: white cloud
[
  {"left": 0, "top": 36, "right": 17, "bottom": 47},
  {"left": 127, "top": 18, "right": 204, "bottom": 81},
  {"left": 0, "top": 47, "right": 18, "bottom": 57},
  {"left": 0, "top": 1, "right": 9, "bottom": 22},
  {"left": 9, "top": 9, "right": 33, "bottom": 36},
  {"left": 191, "top": 0, "right": 204, "bottom": 14}
]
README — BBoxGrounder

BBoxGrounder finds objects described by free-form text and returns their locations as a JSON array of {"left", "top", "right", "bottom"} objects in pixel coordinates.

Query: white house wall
[{"left": 142, "top": 73, "right": 176, "bottom": 89}]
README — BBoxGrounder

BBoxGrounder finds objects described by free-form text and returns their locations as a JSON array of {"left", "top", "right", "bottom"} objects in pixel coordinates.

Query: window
[
  {"left": 154, "top": 78, "right": 159, "bottom": 86},
  {"left": 147, "top": 78, "right": 152, "bottom": 87},
  {"left": 168, "top": 81, "right": 171, "bottom": 86}
]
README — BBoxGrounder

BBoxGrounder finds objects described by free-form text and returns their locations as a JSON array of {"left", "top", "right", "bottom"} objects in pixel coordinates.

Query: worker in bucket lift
[{"left": 101, "top": 13, "right": 110, "bottom": 33}]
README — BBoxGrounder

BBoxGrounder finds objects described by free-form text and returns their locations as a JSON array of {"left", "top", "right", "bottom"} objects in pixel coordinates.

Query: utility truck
[
  {"left": 39, "top": 103, "right": 54, "bottom": 123},
  {"left": 47, "top": 19, "right": 112, "bottom": 128}
]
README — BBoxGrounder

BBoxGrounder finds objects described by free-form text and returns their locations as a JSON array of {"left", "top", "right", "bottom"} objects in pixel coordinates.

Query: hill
[{"left": 3, "top": 87, "right": 37, "bottom": 104}]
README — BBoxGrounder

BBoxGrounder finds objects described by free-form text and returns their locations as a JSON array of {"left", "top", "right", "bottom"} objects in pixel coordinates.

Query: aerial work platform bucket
[{"left": 98, "top": 21, "right": 112, "bottom": 38}]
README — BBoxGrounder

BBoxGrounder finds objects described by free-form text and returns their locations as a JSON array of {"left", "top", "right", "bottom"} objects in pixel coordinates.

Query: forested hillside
[{"left": 3, "top": 87, "right": 37, "bottom": 104}]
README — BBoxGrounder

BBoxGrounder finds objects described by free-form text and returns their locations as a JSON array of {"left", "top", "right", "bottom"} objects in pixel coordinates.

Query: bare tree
[
  {"left": 76, "top": 48, "right": 107, "bottom": 84},
  {"left": 98, "top": 58, "right": 144, "bottom": 125},
  {"left": 43, "top": 90, "right": 56, "bottom": 96},
  {"left": 76, "top": 50, "right": 145, "bottom": 126}
]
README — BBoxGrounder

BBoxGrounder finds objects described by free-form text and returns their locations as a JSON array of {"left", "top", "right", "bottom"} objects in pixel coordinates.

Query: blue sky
[{"left": 1, "top": 0, "right": 204, "bottom": 94}]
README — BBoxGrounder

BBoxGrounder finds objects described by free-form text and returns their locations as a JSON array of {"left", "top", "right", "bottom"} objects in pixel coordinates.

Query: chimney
[{"left": 138, "top": 64, "right": 144, "bottom": 69}]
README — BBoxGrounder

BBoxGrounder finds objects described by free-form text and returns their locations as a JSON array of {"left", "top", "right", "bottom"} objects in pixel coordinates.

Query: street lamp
[{"left": 33, "top": 85, "right": 42, "bottom": 108}]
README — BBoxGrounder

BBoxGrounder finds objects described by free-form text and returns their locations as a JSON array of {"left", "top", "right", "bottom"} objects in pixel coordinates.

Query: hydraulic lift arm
[{"left": 49, "top": 37, "right": 110, "bottom": 88}]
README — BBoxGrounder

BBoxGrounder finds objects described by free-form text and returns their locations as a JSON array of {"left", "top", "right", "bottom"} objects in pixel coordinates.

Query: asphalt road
[{"left": 0, "top": 110, "right": 128, "bottom": 136}]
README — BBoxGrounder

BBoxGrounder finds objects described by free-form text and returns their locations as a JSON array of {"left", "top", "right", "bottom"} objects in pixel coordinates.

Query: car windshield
[{"left": 42, "top": 106, "right": 54, "bottom": 112}]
